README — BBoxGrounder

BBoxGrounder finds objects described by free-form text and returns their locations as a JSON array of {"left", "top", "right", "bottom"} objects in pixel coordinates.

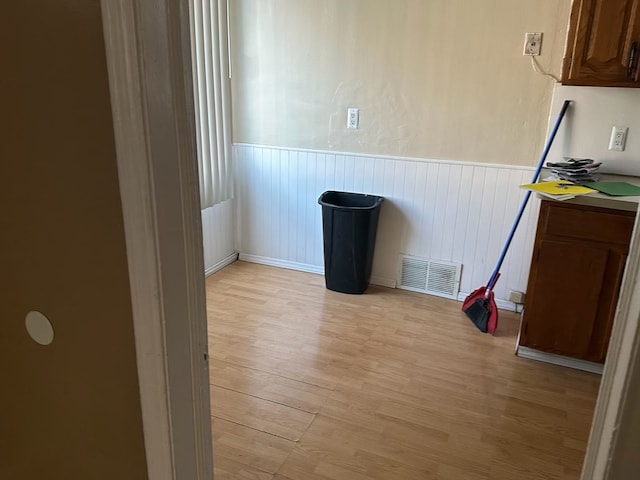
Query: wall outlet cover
[
  {"left": 609, "top": 126, "right": 628, "bottom": 152},
  {"left": 347, "top": 107, "right": 359, "bottom": 129},
  {"left": 523, "top": 32, "right": 542, "bottom": 56}
]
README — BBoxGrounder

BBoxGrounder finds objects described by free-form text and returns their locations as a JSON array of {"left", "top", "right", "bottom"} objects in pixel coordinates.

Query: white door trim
[
  {"left": 101, "top": 1, "right": 213, "bottom": 479},
  {"left": 581, "top": 203, "right": 640, "bottom": 479}
]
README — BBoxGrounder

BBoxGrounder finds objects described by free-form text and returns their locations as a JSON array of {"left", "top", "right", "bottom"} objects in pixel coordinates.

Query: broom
[{"left": 463, "top": 100, "right": 571, "bottom": 334}]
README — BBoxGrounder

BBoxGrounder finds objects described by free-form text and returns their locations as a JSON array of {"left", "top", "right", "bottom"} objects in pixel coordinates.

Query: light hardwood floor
[{"left": 206, "top": 262, "right": 600, "bottom": 480}]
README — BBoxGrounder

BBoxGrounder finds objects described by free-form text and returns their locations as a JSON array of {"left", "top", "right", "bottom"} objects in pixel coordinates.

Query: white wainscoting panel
[
  {"left": 201, "top": 199, "right": 237, "bottom": 276},
  {"left": 235, "top": 144, "right": 540, "bottom": 303}
]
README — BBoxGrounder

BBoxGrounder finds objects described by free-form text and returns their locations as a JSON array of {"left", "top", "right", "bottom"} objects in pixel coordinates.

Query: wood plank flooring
[{"left": 206, "top": 262, "right": 600, "bottom": 480}]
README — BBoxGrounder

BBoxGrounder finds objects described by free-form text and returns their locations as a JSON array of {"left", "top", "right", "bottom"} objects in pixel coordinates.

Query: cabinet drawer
[{"left": 542, "top": 201, "right": 635, "bottom": 246}]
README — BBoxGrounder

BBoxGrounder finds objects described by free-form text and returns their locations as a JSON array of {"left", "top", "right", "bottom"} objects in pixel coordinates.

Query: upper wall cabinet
[{"left": 562, "top": 0, "right": 640, "bottom": 87}]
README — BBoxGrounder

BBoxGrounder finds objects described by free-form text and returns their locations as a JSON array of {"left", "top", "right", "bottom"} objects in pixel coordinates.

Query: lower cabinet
[{"left": 519, "top": 200, "right": 636, "bottom": 363}]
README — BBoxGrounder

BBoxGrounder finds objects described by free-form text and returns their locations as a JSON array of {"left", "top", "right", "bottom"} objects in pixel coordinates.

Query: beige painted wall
[
  {"left": 230, "top": 0, "right": 570, "bottom": 166},
  {"left": 0, "top": 2, "right": 147, "bottom": 478},
  {"left": 548, "top": 85, "right": 640, "bottom": 176}
]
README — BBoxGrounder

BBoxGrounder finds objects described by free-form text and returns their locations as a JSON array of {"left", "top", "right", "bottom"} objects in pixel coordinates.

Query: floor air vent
[{"left": 398, "top": 255, "right": 461, "bottom": 300}]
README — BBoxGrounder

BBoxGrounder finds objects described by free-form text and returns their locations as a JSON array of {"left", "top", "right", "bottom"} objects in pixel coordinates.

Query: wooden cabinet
[
  {"left": 562, "top": 0, "right": 640, "bottom": 87},
  {"left": 520, "top": 201, "right": 635, "bottom": 363}
]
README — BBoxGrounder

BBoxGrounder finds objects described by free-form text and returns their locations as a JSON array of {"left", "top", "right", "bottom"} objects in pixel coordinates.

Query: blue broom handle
[{"left": 486, "top": 100, "right": 571, "bottom": 290}]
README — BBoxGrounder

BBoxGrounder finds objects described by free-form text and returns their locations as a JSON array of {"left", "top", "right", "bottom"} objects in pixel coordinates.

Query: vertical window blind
[{"left": 189, "top": 0, "right": 233, "bottom": 209}]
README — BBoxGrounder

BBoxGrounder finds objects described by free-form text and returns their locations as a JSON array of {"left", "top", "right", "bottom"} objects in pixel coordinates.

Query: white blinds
[{"left": 189, "top": 0, "right": 233, "bottom": 209}]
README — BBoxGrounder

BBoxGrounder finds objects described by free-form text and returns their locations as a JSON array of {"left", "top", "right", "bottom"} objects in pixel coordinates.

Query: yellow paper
[{"left": 520, "top": 180, "right": 596, "bottom": 196}]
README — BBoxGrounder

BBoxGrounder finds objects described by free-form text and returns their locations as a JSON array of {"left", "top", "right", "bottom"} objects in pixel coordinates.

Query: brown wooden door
[
  {"left": 563, "top": 0, "right": 640, "bottom": 86},
  {"left": 521, "top": 239, "right": 609, "bottom": 359}
]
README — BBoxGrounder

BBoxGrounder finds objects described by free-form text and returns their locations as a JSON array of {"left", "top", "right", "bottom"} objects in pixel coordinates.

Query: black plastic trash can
[{"left": 318, "top": 191, "right": 384, "bottom": 294}]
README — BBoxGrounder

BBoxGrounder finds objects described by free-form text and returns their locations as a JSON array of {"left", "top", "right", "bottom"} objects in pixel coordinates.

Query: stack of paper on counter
[
  {"left": 520, "top": 180, "right": 597, "bottom": 201},
  {"left": 545, "top": 158, "right": 602, "bottom": 183}
]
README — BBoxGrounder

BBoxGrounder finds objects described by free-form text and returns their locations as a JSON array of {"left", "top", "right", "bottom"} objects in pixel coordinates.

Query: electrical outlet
[
  {"left": 509, "top": 290, "right": 526, "bottom": 304},
  {"left": 609, "top": 126, "right": 628, "bottom": 152},
  {"left": 523, "top": 32, "right": 542, "bottom": 56},
  {"left": 347, "top": 107, "right": 359, "bottom": 129}
]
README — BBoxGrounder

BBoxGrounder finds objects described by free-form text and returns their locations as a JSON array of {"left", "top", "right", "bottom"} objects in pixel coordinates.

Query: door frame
[
  {"left": 101, "top": 1, "right": 213, "bottom": 479},
  {"left": 100, "top": 1, "right": 640, "bottom": 479},
  {"left": 581, "top": 208, "right": 640, "bottom": 478}
]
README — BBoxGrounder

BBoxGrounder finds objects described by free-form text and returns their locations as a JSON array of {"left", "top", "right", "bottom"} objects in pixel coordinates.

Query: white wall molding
[
  {"left": 234, "top": 142, "right": 537, "bottom": 172},
  {"left": 370, "top": 276, "right": 397, "bottom": 289},
  {"left": 516, "top": 346, "right": 604, "bottom": 375},
  {"left": 205, "top": 253, "right": 238, "bottom": 277},
  {"left": 239, "top": 254, "right": 324, "bottom": 275},
  {"left": 201, "top": 199, "right": 235, "bottom": 273},
  {"left": 239, "top": 254, "right": 397, "bottom": 289},
  {"left": 235, "top": 144, "right": 539, "bottom": 304}
]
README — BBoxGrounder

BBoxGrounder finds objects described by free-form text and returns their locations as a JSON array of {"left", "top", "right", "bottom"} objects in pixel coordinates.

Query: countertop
[{"left": 539, "top": 171, "right": 640, "bottom": 212}]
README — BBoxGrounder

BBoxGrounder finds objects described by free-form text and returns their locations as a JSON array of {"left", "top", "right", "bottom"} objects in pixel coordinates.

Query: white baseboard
[
  {"left": 370, "top": 276, "right": 397, "bottom": 288},
  {"left": 239, "top": 255, "right": 522, "bottom": 306},
  {"left": 457, "top": 292, "right": 517, "bottom": 312},
  {"left": 238, "top": 254, "right": 324, "bottom": 275},
  {"left": 516, "top": 346, "right": 603, "bottom": 374},
  {"left": 238, "top": 254, "right": 396, "bottom": 288},
  {"left": 204, "top": 252, "right": 238, "bottom": 277}
]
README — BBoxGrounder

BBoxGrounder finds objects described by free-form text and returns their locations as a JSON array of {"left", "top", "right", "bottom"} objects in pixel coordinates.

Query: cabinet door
[
  {"left": 520, "top": 239, "right": 609, "bottom": 359},
  {"left": 563, "top": 0, "right": 640, "bottom": 86},
  {"left": 588, "top": 248, "right": 629, "bottom": 361}
]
